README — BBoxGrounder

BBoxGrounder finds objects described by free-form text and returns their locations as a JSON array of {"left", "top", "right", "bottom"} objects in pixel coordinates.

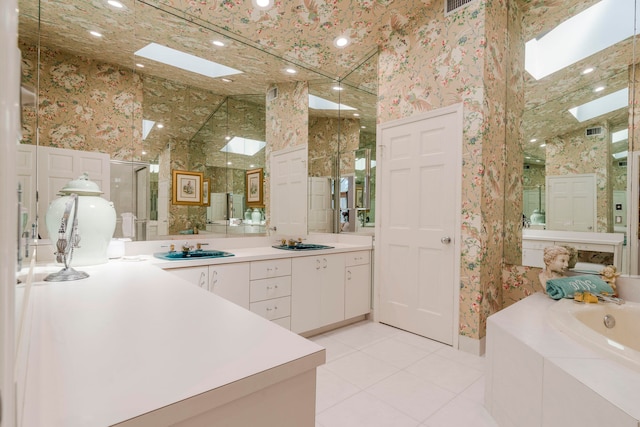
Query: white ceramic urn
[{"left": 45, "top": 173, "right": 116, "bottom": 266}]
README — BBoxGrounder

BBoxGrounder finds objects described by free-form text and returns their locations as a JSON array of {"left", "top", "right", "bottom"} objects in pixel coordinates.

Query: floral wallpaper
[
  {"left": 378, "top": 0, "right": 511, "bottom": 340},
  {"left": 309, "top": 117, "right": 360, "bottom": 177},
  {"left": 20, "top": 43, "right": 142, "bottom": 159}
]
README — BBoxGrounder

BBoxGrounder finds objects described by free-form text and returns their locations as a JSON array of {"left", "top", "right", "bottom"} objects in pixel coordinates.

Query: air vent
[
  {"left": 445, "top": 0, "right": 475, "bottom": 15},
  {"left": 585, "top": 126, "right": 603, "bottom": 136},
  {"left": 267, "top": 87, "right": 278, "bottom": 102},
  {"left": 618, "top": 160, "right": 627, "bottom": 167}
]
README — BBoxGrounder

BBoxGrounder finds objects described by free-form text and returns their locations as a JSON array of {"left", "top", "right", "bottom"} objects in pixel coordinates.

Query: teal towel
[{"left": 546, "top": 275, "right": 614, "bottom": 300}]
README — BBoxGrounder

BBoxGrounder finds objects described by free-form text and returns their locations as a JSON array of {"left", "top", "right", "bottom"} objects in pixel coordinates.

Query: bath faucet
[
  {"left": 196, "top": 242, "right": 208, "bottom": 250},
  {"left": 594, "top": 293, "right": 625, "bottom": 305}
]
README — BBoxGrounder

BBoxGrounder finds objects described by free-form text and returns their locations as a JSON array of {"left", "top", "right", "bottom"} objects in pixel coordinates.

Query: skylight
[
  {"left": 525, "top": 0, "right": 637, "bottom": 80},
  {"left": 142, "top": 119, "right": 155, "bottom": 140},
  {"left": 220, "top": 137, "right": 266, "bottom": 156},
  {"left": 568, "top": 88, "right": 628, "bottom": 122},
  {"left": 308, "top": 94, "right": 356, "bottom": 111},
  {"left": 134, "top": 43, "right": 243, "bottom": 79},
  {"left": 612, "top": 129, "right": 628, "bottom": 143}
]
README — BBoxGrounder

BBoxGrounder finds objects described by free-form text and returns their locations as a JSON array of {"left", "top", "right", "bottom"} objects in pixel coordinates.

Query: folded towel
[{"left": 546, "top": 275, "right": 614, "bottom": 300}]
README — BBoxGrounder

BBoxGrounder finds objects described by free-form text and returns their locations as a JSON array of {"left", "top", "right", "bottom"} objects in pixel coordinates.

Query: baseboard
[{"left": 458, "top": 334, "right": 485, "bottom": 356}]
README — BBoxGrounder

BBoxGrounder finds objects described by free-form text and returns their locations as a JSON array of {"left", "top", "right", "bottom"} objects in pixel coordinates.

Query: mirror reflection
[
  {"left": 18, "top": 0, "right": 378, "bottom": 242},
  {"left": 517, "top": 0, "right": 636, "bottom": 271}
]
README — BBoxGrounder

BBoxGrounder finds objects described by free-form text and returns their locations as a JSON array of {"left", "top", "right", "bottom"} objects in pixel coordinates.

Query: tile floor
[{"left": 309, "top": 320, "right": 498, "bottom": 427}]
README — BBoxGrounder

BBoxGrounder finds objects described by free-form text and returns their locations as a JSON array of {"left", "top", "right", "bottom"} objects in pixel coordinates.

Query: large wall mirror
[
  {"left": 509, "top": 0, "right": 639, "bottom": 273},
  {"left": 18, "top": 0, "right": 377, "bottom": 242}
]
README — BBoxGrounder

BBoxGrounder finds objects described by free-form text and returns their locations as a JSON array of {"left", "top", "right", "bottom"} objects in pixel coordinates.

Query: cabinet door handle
[
  {"left": 323, "top": 258, "right": 327, "bottom": 269},
  {"left": 316, "top": 259, "right": 321, "bottom": 270},
  {"left": 347, "top": 270, "right": 352, "bottom": 280}
]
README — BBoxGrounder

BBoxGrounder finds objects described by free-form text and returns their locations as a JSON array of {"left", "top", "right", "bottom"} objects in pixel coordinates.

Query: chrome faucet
[{"left": 594, "top": 293, "right": 625, "bottom": 305}]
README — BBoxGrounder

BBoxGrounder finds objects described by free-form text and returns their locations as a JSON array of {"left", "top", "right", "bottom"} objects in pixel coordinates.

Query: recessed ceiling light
[
  {"left": 249, "top": 164, "right": 255, "bottom": 168},
  {"left": 136, "top": 63, "right": 144, "bottom": 68},
  {"left": 334, "top": 36, "right": 350, "bottom": 48},
  {"left": 107, "top": 0, "right": 123, "bottom": 8},
  {"left": 353, "top": 113, "right": 360, "bottom": 117},
  {"left": 90, "top": 30, "right": 103, "bottom": 37},
  {"left": 361, "top": 126, "right": 366, "bottom": 129},
  {"left": 285, "top": 68, "right": 297, "bottom": 74},
  {"left": 225, "top": 135, "right": 231, "bottom": 140},
  {"left": 252, "top": 0, "right": 273, "bottom": 9},
  {"left": 227, "top": 161, "right": 233, "bottom": 165},
  {"left": 221, "top": 78, "right": 233, "bottom": 83},
  {"left": 540, "top": 143, "right": 546, "bottom": 147},
  {"left": 582, "top": 67, "right": 594, "bottom": 75},
  {"left": 525, "top": 156, "right": 531, "bottom": 159},
  {"left": 530, "top": 138, "right": 537, "bottom": 142},
  {"left": 157, "top": 123, "right": 164, "bottom": 129},
  {"left": 594, "top": 86, "right": 605, "bottom": 92},
  {"left": 212, "top": 40, "right": 225, "bottom": 47},
  {"left": 332, "top": 86, "right": 343, "bottom": 91},
  {"left": 141, "top": 150, "right": 147, "bottom": 155},
  {"left": 536, "top": 159, "right": 541, "bottom": 162}
]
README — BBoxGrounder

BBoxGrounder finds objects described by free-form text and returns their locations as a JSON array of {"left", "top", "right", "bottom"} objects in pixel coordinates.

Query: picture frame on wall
[
  {"left": 172, "top": 169, "right": 203, "bottom": 205},
  {"left": 202, "top": 178, "right": 211, "bottom": 206},
  {"left": 246, "top": 168, "right": 264, "bottom": 208}
]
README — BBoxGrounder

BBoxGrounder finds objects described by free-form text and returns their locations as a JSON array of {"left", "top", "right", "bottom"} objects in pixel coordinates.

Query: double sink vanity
[{"left": 17, "top": 234, "right": 373, "bottom": 426}]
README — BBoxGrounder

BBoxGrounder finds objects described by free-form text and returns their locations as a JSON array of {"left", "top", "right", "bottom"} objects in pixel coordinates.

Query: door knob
[{"left": 441, "top": 236, "right": 452, "bottom": 244}]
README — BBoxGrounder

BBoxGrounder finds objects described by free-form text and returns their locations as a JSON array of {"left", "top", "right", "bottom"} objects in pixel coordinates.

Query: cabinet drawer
[
  {"left": 345, "top": 250, "right": 370, "bottom": 266},
  {"left": 251, "top": 258, "right": 291, "bottom": 279},
  {"left": 250, "top": 276, "right": 291, "bottom": 302},
  {"left": 250, "top": 296, "right": 291, "bottom": 320}
]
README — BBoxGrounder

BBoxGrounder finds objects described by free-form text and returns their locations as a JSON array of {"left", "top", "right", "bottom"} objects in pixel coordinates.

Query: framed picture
[
  {"left": 202, "top": 178, "right": 211, "bottom": 206},
  {"left": 246, "top": 168, "right": 264, "bottom": 208},
  {"left": 172, "top": 169, "right": 203, "bottom": 205}
]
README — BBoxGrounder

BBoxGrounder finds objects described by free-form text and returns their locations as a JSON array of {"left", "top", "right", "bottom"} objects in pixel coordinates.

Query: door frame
[{"left": 373, "top": 103, "right": 463, "bottom": 349}]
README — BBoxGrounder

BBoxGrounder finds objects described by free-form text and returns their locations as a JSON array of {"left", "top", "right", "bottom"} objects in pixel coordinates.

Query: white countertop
[{"left": 20, "top": 260, "right": 326, "bottom": 426}]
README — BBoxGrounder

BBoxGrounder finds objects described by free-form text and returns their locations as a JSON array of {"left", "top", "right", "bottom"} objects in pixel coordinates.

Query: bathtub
[
  {"left": 548, "top": 298, "right": 640, "bottom": 374},
  {"left": 486, "top": 293, "right": 640, "bottom": 427}
]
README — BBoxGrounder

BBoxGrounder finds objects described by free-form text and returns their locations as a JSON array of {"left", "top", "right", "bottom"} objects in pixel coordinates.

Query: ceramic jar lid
[{"left": 58, "top": 172, "right": 103, "bottom": 195}]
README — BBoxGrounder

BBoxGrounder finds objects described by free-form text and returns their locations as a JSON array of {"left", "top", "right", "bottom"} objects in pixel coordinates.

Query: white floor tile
[
  {"left": 366, "top": 370, "right": 456, "bottom": 422},
  {"left": 392, "top": 330, "right": 449, "bottom": 353},
  {"left": 434, "top": 345, "right": 487, "bottom": 371},
  {"left": 310, "top": 334, "right": 358, "bottom": 362},
  {"left": 324, "top": 320, "right": 400, "bottom": 349},
  {"left": 317, "top": 391, "right": 421, "bottom": 427},
  {"left": 361, "top": 336, "right": 432, "bottom": 369},
  {"left": 459, "top": 376, "right": 486, "bottom": 404},
  {"left": 421, "top": 395, "right": 498, "bottom": 427},
  {"left": 405, "top": 353, "right": 484, "bottom": 394},
  {"left": 315, "top": 366, "right": 361, "bottom": 413},
  {"left": 323, "top": 350, "right": 400, "bottom": 389}
]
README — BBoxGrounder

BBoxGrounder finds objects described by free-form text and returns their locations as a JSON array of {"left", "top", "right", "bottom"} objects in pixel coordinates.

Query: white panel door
[
  {"left": 16, "top": 144, "right": 37, "bottom": 230},
  {"left": 377, "top": 105, "right": 462, "bottom": 345},
  {"left": 37, "top": 146, "right": 110, "bottom": 239},
  {"left": 271, "top": 145, "right": 308, "bottom": 236},
  {"left": 308, "top": 176, "right": 333, "bottom": 232},
  {"left": 546, "top": 174, "right": 596, "bottom": 231}
]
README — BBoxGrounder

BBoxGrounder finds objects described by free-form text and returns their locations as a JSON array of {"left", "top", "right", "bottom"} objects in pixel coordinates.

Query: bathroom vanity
[{"left": 17, "top": 235, "right": 372, "bottom": 426}]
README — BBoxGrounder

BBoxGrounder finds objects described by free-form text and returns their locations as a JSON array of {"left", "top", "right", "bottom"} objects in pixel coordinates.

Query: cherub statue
[
  {"left": 600, "top": 265, "right": 620, "bottom": 293},
  {"left": 538, "top": 245, "right": 570, "bottom": 293}
]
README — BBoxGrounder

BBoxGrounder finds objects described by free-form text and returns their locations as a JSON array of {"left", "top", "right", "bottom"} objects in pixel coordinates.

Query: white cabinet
[
  {"left": 291, "top": 254, "right": 345, "bottom": 334},
  {"left": 250, "top": 258, "right": 292, "bottom": 328},
  {"left": 210, "top": 263, "right": 250, "bottom": 309},
  {"left": 345, "top": 251, "right": 371, "bottom": 319},
  {"left": 165, "top": 263, "right": 250, "bottom": 309},
  {"left": 166, "top": 266, "right": 208, "bottom": 291}
]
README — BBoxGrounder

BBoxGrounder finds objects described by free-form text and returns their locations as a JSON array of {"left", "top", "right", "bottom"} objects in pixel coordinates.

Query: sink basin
[
  {"left": 272, "top": 243, "right": 334, "bottom": 251},
  {"left": 154, "top": 250, "right": 234, "bottom": 260}
]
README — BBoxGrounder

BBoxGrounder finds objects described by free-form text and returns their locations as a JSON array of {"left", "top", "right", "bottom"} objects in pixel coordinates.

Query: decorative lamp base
[{"left": 44, "top": 267, "right": 89, "bottom": 282}]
